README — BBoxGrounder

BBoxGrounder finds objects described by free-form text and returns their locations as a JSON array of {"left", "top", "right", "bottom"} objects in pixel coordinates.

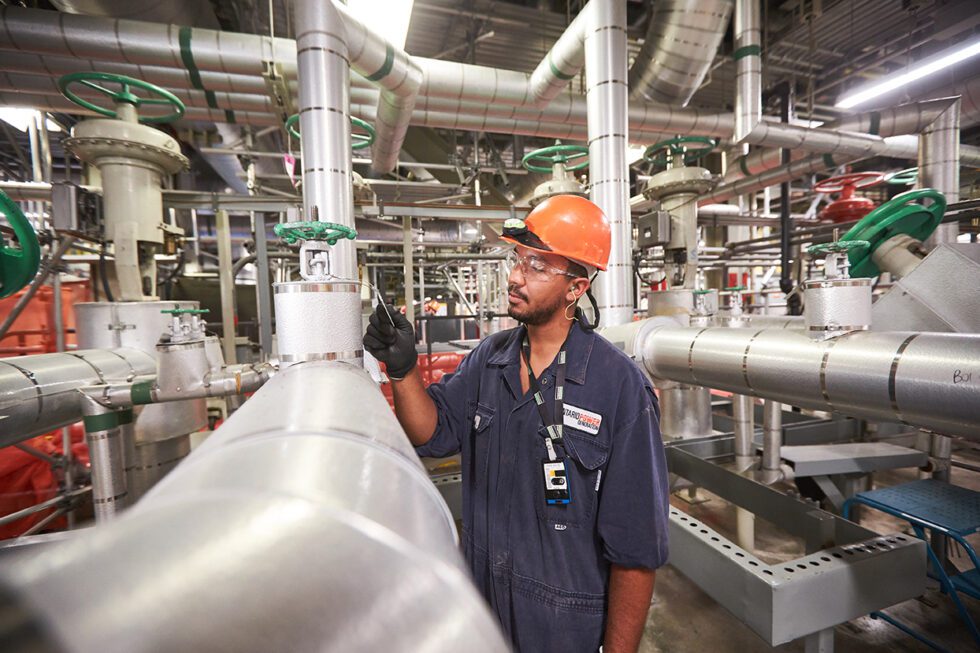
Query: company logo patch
[
  {"left": 554, "top": 524, "right": 567, "bottom": 531},
  {"left": 563, "top": 404, "right": 602, "bottom": 436}
]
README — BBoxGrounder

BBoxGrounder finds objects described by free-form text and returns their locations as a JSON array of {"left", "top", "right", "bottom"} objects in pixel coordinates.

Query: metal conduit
[
  {"left": 641, "top": 325, "right": 980, "bottom": 440},
  {"left": 0, "top": 348, "right": 156, "bottom": 446},
  {"left": 629, "top": 0, "right": 733, "bottom": 107},
  {"left": 586, "top": 0, "right": 632, "bottom": 327},
  {"left": 0, "top": 362, "right": 508, "bottom": 652}
]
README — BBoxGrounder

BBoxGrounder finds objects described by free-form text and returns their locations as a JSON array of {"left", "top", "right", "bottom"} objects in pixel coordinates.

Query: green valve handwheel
[
  {"left": 58, "top": 72, "right": 185, "bottom": 124},
  {"left": 284, "top": 114, "right": 376, "bottom": 150},
  {"left": 840, "top": 188, "right": 945, "bottom": 278},
  {"left": 807, "top": 240, "right": 871, "bottom": 256},
  {"left": 522, "top": 141, "right": 590, "bottom": 174},
  {"left": 885, "top": 167, "right": 918, "bottom": 186},
  {"left": 160, "top": 306, "right": 210, "bottom": 315},
  {"left": 644, "top": 136, "right": 717, "bottom": 166},
  {"left": 275, "top": 221, "right": 358, "bottom": 246},
  {"left": 0, "top": 189, "right": 41, "bottom": 299}
]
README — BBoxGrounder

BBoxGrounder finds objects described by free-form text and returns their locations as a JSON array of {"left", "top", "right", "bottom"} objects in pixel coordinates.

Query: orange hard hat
[{"left": 500, "top": 195, "right": 611, "bottom": 271}]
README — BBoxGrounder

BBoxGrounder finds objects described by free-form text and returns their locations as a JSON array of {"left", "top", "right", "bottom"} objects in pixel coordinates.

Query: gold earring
[{"left": 564, "top": 300, "right": 577, "bottom": 321}]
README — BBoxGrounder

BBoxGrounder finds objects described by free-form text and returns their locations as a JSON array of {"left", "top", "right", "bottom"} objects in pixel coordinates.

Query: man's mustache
[{"left": 507, "top": 284, "right": 528, "bottom": 301}]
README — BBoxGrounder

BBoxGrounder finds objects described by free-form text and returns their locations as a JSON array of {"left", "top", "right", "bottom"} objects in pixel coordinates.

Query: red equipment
[{"left": 815, "top": 172, "right": 885, "bottom": 224}]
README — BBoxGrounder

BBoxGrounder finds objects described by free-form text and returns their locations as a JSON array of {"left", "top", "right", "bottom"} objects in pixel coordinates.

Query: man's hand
[{"left": 363, "top": 302, "right": 417, "bottom": 379}]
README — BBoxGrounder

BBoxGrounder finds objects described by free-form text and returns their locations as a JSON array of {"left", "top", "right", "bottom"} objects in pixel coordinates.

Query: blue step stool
[{"left": 844, "top": 479, "right": 980, "bottom": 650}]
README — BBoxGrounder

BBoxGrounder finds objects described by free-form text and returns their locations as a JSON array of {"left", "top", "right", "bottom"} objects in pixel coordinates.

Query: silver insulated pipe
[
  {"left": 629, "top": 0, "right": 733, "bottom": 107},
  {"left": 0, "top": 348, "right": 155, "bottom": 446},
  {"left": 0, "top": 362, "right": 508, "bottom": 652},
  {"left": 586, "top": 0, "right": 633, "bottom": 326},
  {"left": 919, "top": 97, "right": 961, "bottom": 245},
  {"left": 292, "top": 0, "right": 355, "bottom": 280},
  {"left": 642, "top": 326, "right": 980, "bottom": 440}
]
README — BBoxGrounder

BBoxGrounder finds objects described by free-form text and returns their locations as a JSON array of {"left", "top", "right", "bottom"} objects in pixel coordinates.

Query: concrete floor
[{"left": 640, "top": 446, "right": 980, "bottom": 653}]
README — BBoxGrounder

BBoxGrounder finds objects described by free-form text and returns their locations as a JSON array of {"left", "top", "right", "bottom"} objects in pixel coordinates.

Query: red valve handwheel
[{"left": 816, "top": 172, "right": 885, "bottom": 224}]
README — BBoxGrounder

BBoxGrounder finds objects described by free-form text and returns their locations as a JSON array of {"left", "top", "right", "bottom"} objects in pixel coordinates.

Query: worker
[{"left": 364, "top": 195, "right": 669, "bottom": 653}]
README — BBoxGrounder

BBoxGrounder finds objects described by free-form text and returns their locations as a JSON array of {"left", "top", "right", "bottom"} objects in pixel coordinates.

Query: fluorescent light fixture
[
  {"left": 836, "top": 37, "right": 980, "bottom": 109},
  {"left": 0, "top": 107, "right": 61, "bottom": 133},
  {"left": 345, "top": 0, "right": 415, "bottom": 50}
]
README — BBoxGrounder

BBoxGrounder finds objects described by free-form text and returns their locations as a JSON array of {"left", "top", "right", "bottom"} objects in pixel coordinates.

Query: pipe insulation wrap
[
  {"left": 0, "top": 348, "right": 155, "bottom": 446},
  {"left": 274, "top": 282, "right": 363, "bottom": 365},
  {"left": 0, "top": 362, "right": 508, "bottom": 652},
  {"left": 586, "top": 0, "right": 633, "bottom": 327},
  {"left": 629, "top": 0, "right": 733, "bottom": 107},
  {"left": 642, "top": 326, "right": 980, "bottom": 439}
]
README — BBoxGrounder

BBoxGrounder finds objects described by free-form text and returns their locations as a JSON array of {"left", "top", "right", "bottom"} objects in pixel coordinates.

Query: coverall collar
[{"left": 488, "top": 321, "right": 595, "bottom": 396}]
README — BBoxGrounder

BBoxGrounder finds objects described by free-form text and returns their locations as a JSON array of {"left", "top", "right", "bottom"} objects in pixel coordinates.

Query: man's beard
[{"left": 507, "top": 284, "right": 567, "bottom": 325}]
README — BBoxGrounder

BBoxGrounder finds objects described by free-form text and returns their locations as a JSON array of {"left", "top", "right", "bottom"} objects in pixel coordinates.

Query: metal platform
[
  {"left": 852, "top": 479, "right": 980, "bottom": 538},
  {"left": 780, "top": 443, "right": 928, "bottom": 477}
]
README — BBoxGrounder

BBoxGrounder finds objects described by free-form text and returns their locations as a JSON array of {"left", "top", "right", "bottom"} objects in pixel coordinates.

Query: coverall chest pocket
[
  {"left": 534, "top": 429, "right": 609, "bottom": 529},
  {"left": 471, "top": 403, "right": 495, "bottom": 487}
]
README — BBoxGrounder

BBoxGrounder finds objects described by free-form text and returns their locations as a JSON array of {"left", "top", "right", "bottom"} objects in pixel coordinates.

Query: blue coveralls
[{"left": 417, "top": 322, "right": 670, "bottom": 652}]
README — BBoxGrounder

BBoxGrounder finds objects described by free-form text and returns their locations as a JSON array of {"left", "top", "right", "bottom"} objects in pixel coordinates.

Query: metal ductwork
[
  {"left": 629, "top": 0, "right": 734, "bottom": 107},
  {"left": 640, "top": 325, "right": 980, "bottom": 440},
  {"left": 0, "top": 348, "right": 156, "bottom": 446},
  {"left": 0, "top": 362, "right": 508, "bottom": 652}
]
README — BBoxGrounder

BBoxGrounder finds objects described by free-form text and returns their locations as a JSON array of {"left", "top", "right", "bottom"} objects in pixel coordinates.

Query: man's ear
[{"left": 568, "top": 278, "right": 589, "bottom": 300}]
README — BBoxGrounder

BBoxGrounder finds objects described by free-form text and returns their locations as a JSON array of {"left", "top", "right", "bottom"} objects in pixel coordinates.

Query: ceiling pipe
[
  {"left": 333, "top": 2, "right": 422, "bottom": 174},
  {"left": 628, "top": 0, "right": 734, "bottom": 107},
  {"left": 723, "top": 97, "right": 961, "bottom": 183},
  {"left": 527, "top": 1, "right": 590, "bottom": 104},
  {"left": 730, "top": 0, "right": 975, "bottom": 164},
  {"left": 586, "top": 0, "right": 632, "bottom": 327}
]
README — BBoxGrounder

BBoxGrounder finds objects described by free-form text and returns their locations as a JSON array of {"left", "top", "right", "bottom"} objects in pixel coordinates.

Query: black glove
[{"left": 364, "top": 302, "right": 417, "bottom": 379}]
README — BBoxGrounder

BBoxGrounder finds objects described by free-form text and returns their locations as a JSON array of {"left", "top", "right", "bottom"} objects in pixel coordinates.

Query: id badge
[{"left": 543, "top": 459, "right": 571, "bottom": 505}]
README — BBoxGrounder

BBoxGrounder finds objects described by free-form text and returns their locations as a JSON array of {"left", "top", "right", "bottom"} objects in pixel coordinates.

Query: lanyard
[{"left": 520, "top": 331, "right": 567, "bottom": 461}]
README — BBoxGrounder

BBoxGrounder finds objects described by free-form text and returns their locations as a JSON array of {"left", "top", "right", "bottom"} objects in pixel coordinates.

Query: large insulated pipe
[
  {"left": 0, "top": 362, "right": 508, "bottom": 652},
  {"left": 733, "top": 0, "right": 761, "bottom": 143},
  {"left": 0, "top": 348, "right": 155, "bottom": 446},
  {"left": 528, "top": 1, "right": 589, "bottom": 104},
  {"left": 586, "top": 0, "right": 632, "bottom": 327},
  {"left": 723, "top": 97, "right": 960, "bottom": 184},
  {"left": 920, "top": 97, "right": 960, "bottom": 245},
  {"left": 334, "top": 2, "right": 422, "bottom": 174},
  {"left": 291, "top": 0, "right": 355, "bottom": 280},
  {"left": 629, "top": 0, "right": 733, "bottom": 107},
  {"left": 641, "top": 325, "right": 980, "bottom": 440}
]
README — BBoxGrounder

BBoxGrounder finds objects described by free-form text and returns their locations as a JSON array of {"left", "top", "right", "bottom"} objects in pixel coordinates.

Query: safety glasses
[{"left": 505, "top": 249, "right": 577, "bottom": 283}]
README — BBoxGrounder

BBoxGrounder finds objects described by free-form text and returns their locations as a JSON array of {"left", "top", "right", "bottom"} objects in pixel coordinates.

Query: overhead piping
[{"left": 628, "top": 0, "right": 734, "bottom": 107}]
